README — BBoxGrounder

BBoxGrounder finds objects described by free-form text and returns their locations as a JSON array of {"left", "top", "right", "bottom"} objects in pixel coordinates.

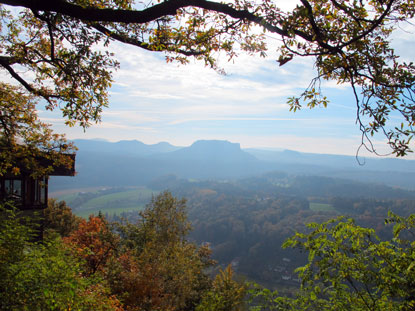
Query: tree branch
[
  {"left": 338, "top": 0, "right": 395, "bottom": 49},
  {"left": 1, "top": 0, "right": 272, "bottom": 28},
  {"left": 300, "top": 0, "right": 326, "bottom": 42},
  {"left": 91, "top": 23, "right": 204, "bottom": 56},
  {"left": 1, "top": 0, "right": 317, "bottom": 44},
  {"left": 0, "top": 55, "right": 19, "bottom": 66},
  {"left": 0, "top": 57, "right": 60, "bottom": 106},
  {"left": 0, "top": 58, "right": 37, "bottom": 94},
  {"left": 31, "top": 10, "right": 57, "bottom": 62}
]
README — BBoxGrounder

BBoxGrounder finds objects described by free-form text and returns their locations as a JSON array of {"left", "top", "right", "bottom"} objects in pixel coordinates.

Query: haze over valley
[
  {"left": 52, "top": 139, "right": 415, "bottom": 192},
  {"left": 51, "top": 139, "right": 415, "bottom": 289}
]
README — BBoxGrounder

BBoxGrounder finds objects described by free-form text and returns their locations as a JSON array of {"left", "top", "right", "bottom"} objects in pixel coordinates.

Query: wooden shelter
[
  {"left": 0, "top": 153, "right": 75, "bottom": 211},
  {"left": 0, "top": 153, "right": 75, "bottom": 240}
]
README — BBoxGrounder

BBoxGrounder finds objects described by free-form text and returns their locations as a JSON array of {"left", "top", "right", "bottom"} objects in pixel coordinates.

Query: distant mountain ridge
[
  {"left": 155, "top": 140, "right": 257, "bottom": 162},
  {"left": 50, "top": 139, "right": 415, "bottom": 192},
  {"left": 73, "top": 139, "right": 181, "bottom": 156},
  {"left": 246, "top": 148, "right": 415, "bottom": 173}
]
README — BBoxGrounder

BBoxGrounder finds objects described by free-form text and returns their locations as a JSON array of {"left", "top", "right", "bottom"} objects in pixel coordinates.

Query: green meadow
[{"left": 54, "top": 187, "right": 157, "bottom": 218}]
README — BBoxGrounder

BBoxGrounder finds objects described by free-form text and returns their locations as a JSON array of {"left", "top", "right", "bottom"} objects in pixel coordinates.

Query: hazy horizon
[{"left": 38, "top": 4, "right": 415, "bottom": 159}]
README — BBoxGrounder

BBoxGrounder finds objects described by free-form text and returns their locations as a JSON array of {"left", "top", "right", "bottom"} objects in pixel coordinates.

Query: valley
[{"left": 50, "top": 139, "right": 415, "bottom": 291}]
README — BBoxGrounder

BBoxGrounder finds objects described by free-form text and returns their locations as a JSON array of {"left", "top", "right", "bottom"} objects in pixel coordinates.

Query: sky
[{"left": 37, "top": 2, "right": 415, "bottom": 159}]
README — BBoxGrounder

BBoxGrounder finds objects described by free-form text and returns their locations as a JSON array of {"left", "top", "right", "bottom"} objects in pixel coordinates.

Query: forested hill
[
  {"left": 147, "top": 172, "right": 415, "bottom": 200},
  {"left": 101, "top": 175, "right": 415, "bottom": 289},
  {"left": 51, "top": 139, "right": 415, "bottom": 191}
]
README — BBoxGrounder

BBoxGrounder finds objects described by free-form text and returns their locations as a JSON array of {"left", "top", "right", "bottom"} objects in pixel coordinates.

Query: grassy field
[
  {"left": 56, "top": 192, "right": 86, "bottom": 206},
  {"left": 50, "top": 187, "right": 105, "bottom": 198},
  {"left": 75, "top": 204, "right": 146, "bottom": 218},
  {"left": 309, "top": 202, "right": 336, "bottom": 212},
  {"left": 54, "top": 187, "right": 157, "bottom": 218}
]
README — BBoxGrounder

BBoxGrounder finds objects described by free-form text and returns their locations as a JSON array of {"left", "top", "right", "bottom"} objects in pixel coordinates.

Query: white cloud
[
  {"left": 167, "top": 116, "right": 315, "bottom": 125},
  {"left": 102, "top": 110, "right": 161, "bottom": 123},
  {"left": 32, "top": 3, "right": 415, "bottom": 157}
]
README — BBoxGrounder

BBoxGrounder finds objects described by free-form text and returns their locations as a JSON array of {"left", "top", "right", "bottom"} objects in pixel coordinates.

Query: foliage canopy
[
  {"left": 0, "top": 205, "right": 122, "bottom": 311},
  {"left": 1, "top": 192, "right": 248, "bottom": 311},
  {"left": 249, "top": 212, "right": 415, "bottom": 311}
]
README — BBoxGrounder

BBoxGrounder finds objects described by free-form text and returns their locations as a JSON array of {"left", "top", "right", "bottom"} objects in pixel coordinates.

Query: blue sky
[{"left": 38, "top": 6, "right": 415, "bottom": 159}]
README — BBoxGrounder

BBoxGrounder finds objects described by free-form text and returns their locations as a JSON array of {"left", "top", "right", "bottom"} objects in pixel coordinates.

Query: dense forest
[
  {"left": 93, "top": 173, "right": 415, "bottom": 292},
  {"left": 3, "top": 183, "right": 415, "bottom": 310},
  {"left": 0, "top": 192, "right": 247, "bottom": 311}
]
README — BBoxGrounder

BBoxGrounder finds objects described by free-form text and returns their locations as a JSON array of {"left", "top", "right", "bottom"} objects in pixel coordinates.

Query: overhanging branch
[
  {"left": 91, "top": 23, "right": 204, "bottom": 56},
  {"left": 2, "top": 0, "right": 354, "bottom": 56},
  {"left": 0, "top": 58, "right": 59, "bottom": 106},
  {"left": 0, "top": 0, "right": 307, "bottom": 41}
]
